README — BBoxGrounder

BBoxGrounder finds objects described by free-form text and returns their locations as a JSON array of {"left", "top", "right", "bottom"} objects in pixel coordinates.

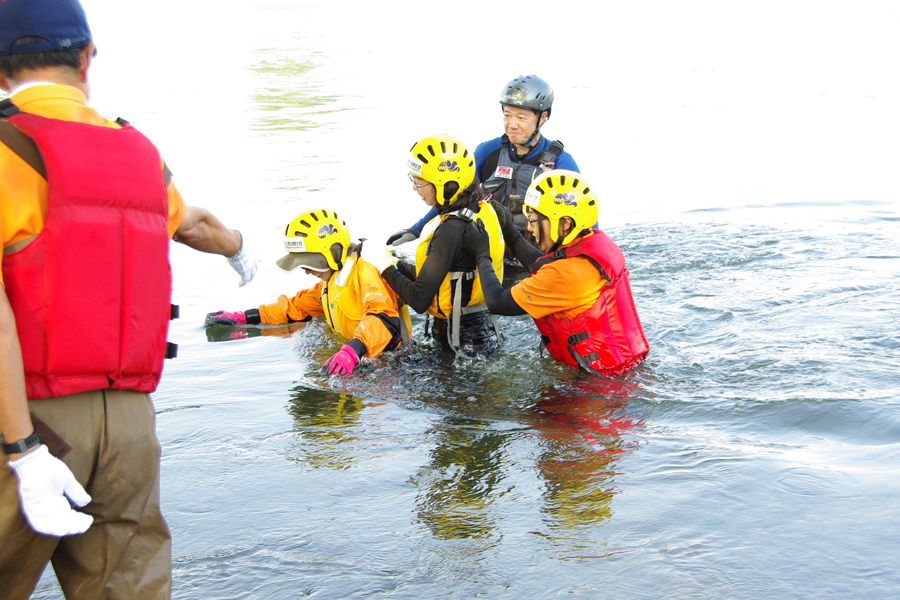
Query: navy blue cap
[{"left": 0, "top": 0, "right": 93, "bottom": 56}]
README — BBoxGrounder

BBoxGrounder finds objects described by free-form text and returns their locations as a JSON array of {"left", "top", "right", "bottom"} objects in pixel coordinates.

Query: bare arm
[
  {"left": 0, "top": 287, "right": 34, "bottom": 460},
  {"left": 172, "top": 204, "right": 242, "bottom": 256}
]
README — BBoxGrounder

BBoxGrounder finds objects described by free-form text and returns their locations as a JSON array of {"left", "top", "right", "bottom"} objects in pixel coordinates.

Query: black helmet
[{"left": 500, "top": 75, "right": 554, "bottom": 117}]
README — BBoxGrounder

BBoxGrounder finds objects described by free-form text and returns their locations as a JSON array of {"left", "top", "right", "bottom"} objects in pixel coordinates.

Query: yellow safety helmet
[
  {"left": 523, "top": 170, "right": 598, "bottom": 246},
  {"left": 407, "top": 133, "right": 475, "bottom": 207},
  {"left": 276, "top": 208, "right": 351, "bottom": 273}
]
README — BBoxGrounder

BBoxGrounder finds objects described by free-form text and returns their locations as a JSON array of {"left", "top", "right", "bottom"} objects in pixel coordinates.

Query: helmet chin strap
[
  {"left": 549, "top": 217, "right": 574, "bottom": 253},
  {"left": 512, "top": 109, "right": 547, "bottom": 158},
  {"left": 534, "top": 212, "right": 562, "bottom": 253},
  {"left": 513, "top": 127, "right": 542, "bottom": 159}
]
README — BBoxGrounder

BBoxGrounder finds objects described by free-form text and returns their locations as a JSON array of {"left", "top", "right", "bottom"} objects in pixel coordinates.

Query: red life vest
[
  {"left": 530, "top": 230, "right": 649, "bottom": 377},
  {"left": 2, "top": 112, "right": 172, "bottom": 399}
]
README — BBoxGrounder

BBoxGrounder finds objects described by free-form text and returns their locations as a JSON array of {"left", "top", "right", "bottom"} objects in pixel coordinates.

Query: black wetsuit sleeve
[
  {"left": 395, "top": 260, "right": 417, "bottom": 281},
  {"left": 505, "top": 227, "right": 545, "bottom": 268},
  {"left": 383, "top": 218, "right": 472, "bottom": 314},
  {"left": 476, "top": 255, "right": 527, "bottom": 316}
]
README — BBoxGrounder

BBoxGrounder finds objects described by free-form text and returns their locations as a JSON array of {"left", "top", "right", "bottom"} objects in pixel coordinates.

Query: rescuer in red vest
[
  {"left": 462, "top": 170, "right": 649, "bottom": 376},
  {"left": 0, "top": 1, "right": 258, "bottom": 597}
]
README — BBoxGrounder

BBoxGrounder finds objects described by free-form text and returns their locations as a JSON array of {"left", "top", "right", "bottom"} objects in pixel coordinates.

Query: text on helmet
[
  {"left": 407, "top": 158, "right": 423, "bottom": 174},
  {"left": 285, "top": 238, "right": 306, "bottom": 252}
]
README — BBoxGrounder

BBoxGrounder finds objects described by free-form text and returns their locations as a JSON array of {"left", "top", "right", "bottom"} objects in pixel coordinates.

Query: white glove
[
  {"left": 226, "top": 231, "right": 258, "bottom": 287},
  {"left": 8, "top": 445, "right": 93, "bottom": 537},
  {"left": 362, "top": 242, "right": 397, "bottom": 274}
]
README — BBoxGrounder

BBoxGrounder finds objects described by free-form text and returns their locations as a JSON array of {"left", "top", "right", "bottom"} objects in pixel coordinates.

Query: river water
[{"left": 22, "top": 0, "right": 900, "bottom": 598}]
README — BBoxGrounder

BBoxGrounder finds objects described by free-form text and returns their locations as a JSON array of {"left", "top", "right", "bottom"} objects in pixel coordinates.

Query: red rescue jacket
[
  {"left": 530, "top": 231, "right": 649, "bottom": 377},
  {"left": 2, "top": 112, "right": 172, "bottom": 399}
]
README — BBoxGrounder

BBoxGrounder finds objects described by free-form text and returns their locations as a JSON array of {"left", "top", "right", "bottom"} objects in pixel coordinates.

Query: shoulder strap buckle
[
  {"left": 527, "top": 247, "right": 569, "bottom": 274},
  {"left": 456, "top": 207, "right": 476, "bottom": 221},
  {"left": 539, "top": 140, "right": 564, "bottom": 172},
  {"left": 0, "top": 99, "right": 19, "bottom": 118}
]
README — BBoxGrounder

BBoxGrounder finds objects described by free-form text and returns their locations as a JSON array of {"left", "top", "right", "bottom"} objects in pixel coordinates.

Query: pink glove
[
  {"left": 323, "top": 344, "right": 360, "bottom": 375},
  {"left": 204, "top": 310, "right": 247, "bottom": 326}
]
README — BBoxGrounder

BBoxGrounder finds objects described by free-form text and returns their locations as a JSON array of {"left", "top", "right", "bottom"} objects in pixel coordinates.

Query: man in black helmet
[{"left": 387, "top": 75, "right": 580, "bottom": 264}]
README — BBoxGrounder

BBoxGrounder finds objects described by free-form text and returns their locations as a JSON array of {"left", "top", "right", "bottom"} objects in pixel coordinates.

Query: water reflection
[
  {"left": 249, "top": 53, "right": 340, "bottom": 131},
  {"left": 285, "top": 385, "right": 364, "bottom": 471},
  {"left": 205, "top": 323, "right": 304, "bottom": 343},
  {"left": 410, "top": 376, "right": 649, "bottom": 541},
  {"left": 530, "top": 381, "right": 647, "bottom": 533},
  {"left": 410, "top": 418, "right": 511, "bottom": 541},
  {"left": 246, "top": 304, "right": 653, "bottom": 543}
]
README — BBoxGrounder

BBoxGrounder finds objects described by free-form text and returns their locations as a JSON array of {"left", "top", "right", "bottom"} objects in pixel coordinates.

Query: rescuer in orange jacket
[
  {"left": 462, "top": 170, "right": 649, "bottom": 376},
  {"left": 205, "top": 209, "right": 412, "bottom": 375},
  {"left": 0, "top": 2, "right": 258, "bottom": 598}
]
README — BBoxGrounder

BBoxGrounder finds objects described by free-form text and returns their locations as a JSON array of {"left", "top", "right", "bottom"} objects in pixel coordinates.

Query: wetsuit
[{"left": 383, "top": 200, "right": 504, "bottom": 354}]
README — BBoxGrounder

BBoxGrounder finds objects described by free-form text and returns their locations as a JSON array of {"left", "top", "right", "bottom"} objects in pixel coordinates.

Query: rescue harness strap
[
  {"left": 527, "top": 244, "right": 613, "bottom": 284},
  {"left": 0, "top": 100, "right": 47, "bottom": 178},
  {"left": 1, "top": 99, "right": 173, "bottom": 187},
  {"left": 448, "top": 271, "right": 502, "bottom": 352}
]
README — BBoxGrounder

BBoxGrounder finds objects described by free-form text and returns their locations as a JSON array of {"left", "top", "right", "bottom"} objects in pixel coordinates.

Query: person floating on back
[
  {"left": 462, "top": 171, "right": 649, "bottom": 376},
  {"left": 206, "top": 209, "right": 411, "bottom": 375}
]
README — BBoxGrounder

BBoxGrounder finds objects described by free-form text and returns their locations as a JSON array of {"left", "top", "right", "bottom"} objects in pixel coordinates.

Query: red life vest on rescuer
[
  {"left": 2, "top": 112, "right": 173, "bottom": 400},
  {"left": 530, "top": 230, "right": 649, "bottom": 377}
]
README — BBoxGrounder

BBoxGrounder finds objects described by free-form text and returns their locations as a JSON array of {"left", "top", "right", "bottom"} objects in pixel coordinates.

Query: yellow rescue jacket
[
  {"left": 415, "top": 199, "right": 505, "bottom": 320},
  {"left": 258, "top": 250, "right": 411, "bottom": 357}
]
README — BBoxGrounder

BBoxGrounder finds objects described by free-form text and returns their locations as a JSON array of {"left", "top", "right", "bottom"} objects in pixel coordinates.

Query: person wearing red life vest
[
  {"left": 462, "top": 170, "right": 649, "bottom": 376},
  {"left": 0, "top": 1, "right": 257, "bottom": 598}
]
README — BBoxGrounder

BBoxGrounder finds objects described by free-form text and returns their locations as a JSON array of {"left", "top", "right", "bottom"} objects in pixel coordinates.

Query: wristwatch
[{"left": 1, "top": 429, "right": 42, "bottom": 455}]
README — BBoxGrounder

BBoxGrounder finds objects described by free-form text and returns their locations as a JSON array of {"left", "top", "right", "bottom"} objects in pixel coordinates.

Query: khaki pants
[{"left": 0, "top": 389, "right": 171, "bottom": 600}]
